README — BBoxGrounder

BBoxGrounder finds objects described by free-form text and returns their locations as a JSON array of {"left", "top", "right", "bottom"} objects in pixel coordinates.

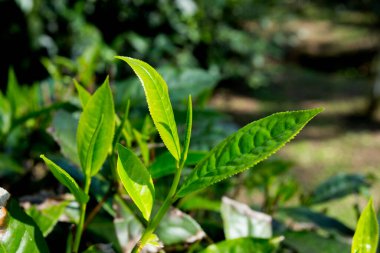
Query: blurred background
[{"left": 1, "top": 0, "right": 380, "bottom": 243}]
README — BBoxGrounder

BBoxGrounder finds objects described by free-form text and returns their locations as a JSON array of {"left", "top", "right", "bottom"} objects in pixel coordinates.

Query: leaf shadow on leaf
[
  {"left": 158, "top": 121, "right": 180, "bottom": 156},
  {"left": 7, "top": 199, "right": 49, "bottom": 253}
]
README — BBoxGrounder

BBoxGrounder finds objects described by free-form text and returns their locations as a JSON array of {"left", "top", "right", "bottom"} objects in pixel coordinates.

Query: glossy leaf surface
[
  {"left": 116, "top": 56, "right": 181, "bottom": 161},
  {"left": 117, "top": 144, "right": 154, "bottom": 221},
  {"left": 200, "top": 237, "right": 279, "bottom": 253},
  {"left": 40, "top": 155, "right": 89, "bottom": 204},
  {"left": 351, "top": 198, "right": 379, "bottom": 253},
  {"left": 77, "top": 78, "right": 115, "bottom": 176},
  {"left": 0, "top": 188, "right": 49, "bottom": 253},
  {"left": 177, "top": 108, "right": 322, "bottom": 197}
]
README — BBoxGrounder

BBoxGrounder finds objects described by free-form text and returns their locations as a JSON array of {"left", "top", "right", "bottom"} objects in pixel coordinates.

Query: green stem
[
  {"left": 132, "top": 163, "right": 182, "bottom": 253},
  {"left": 72, "top": 176, "right": 91, "bottom": 253}
]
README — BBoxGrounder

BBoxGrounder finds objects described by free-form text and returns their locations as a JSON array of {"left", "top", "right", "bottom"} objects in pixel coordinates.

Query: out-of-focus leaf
[
  {"left": 116, "top": 56, "right": 181, "bottom": 161},
  {"left": 40, "top": 155, "right": 89, "bottom": 204},
  {"left": 308, "top": 173, "right": 371, "bottom": 205},
  {"left": 117, "top": 144, "right": 154, "bottom": 221},
  {"left": 82, "top": 244, "right": 115, "bottom": 253},
  {"left": 0, "top": 154, "right": 24, "bottom": 178},
  {"left": 177, "top": 108, "right": 323, "bottom": 197},
  {"left": 351, "top": 198, "right": 378, "bottom": 253},
  {"left": 133, "top": 129, "right": 149, "bottom": 166},
  {"left": 179, "top": 196, "right": 221, "bottom": 212},
  {"left": 200, "top": 237, "right": 280, "bottom": 253},
  {"left": 156, "top": 208, "right": 205, "bottom": 245},
  {"left": 26, "top": 199, "right": 70, "bottom": 237},
  {"left": 77, "top": 78, "right": 115, "bottom": 176},
  {"left": 221, "top": 197, "right": 272, "bottom": 239},
  {"left": 278, "top": 207, "right": 354, "bottom": 236},
  {"left": 180, "top": 95, "right": 192, "bottom": 167},
  {"left": 74, "top": 80, "right": 91, "bottom": 108},
  {"left": 284, "top": 231, "right": 350, "bottom": 253},
  {"left": 87, "top": 216, "right": 120, "bottom": 252},
  {"left": 49, "top": 110, "right": 80, "bottom": 165},
  {"left": 149, "top": 151, "right": 206, "bottom": 179},
  {"left": 0, "top": 91, "right": 11, "bottom": 134},
  {"left": 113, "top": 196, "right": 143, "bottom": 253},
  {"left": 0, "top": 187, "right": 49, "bottom": 253}
]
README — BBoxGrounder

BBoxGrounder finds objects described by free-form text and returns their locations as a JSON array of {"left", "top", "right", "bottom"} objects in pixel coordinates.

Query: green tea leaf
[
  {"left": 221, "top": 197, "right": 272, "bottom": 239},
  {"left": 40, "top": 155, "right": 89, "bottom": 204},
  {"left": 149, "top": 151, "right": 206, "bottom": 179},
  {"left": 77, "top": 78, "right": 115, "bottom": 176},
  {"left": 50, "top": 111, "right": 80, "bottom": 165},
  {"left": 0, "top": 187, "right": 49, "bottom": 253},
  {"left": 117, "top": 144, "right": 155, "bottom": 221},
  {"left": 180, "top": 95, "right": 192, "bottom": 168},
  {"left": 351, "top": 198, "right": 379, "bottom": 253},
  {"left": 308, "top": 173, "right": 371, "bottom": 205},
  {"left": 116, "top": 56, "right": 181, "bottom": 161},
  {"left": 0, "top": 91, "right": 11, "bottom": 135},
  {"left": 26, "top": 200, "right": 70, "bottom": 237},
  {"left": 200, "top": 237, "right": 280, "bottom": 253},
  {"left": 177, "top": 108, "right": 322, "bottom": 197},
  {"left": 74, "top": 79, "right": 91, "bottom": 108}
]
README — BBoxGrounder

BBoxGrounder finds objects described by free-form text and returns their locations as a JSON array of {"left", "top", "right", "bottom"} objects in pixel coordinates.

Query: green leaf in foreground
[
  {"left": 117, "top": 144, "right": 155, "bottom": 221},
  {"left": 77, "top": 78, "right": 115, "bottom": 176},
  {"left": 0, "top": 187, "right": 49, "bottom": 253},
  {"left": 177, "top": 108, "right": 323, "bottom": 197},
  {"left": 351, "top": 198, "right": 379, "bottom": 253},
  {"left": 40, "top": 155, "right": 89, "bottom": 204},
  {"left": 200, "top": 237, "right": 280, "bottom": 253},
  {"left": 116, "top": 56, "right": 181, "bottom": 161},
  {"left": 74, "top": 80, "right": 91, "bottom": 108}
]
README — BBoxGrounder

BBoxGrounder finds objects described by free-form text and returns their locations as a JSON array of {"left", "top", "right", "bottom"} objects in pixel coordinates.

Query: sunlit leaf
[
  {"left": 77, "top": 78, "right": 115, "bottom": 176},
  {"left": 200, "top": 237, "right": 280, "bottom": 253},
  {"left": 178, "top": 196, "right": 221, "bottom": 212},
  {"left": 0, "top": 187, "right": 49, "bottom": 253},
  {"left": 351, "top": 198, "right": 379, "bottom": 253},
  {"left": 117, "top": 144, "right": 155, "bottom": 221},
  {"left": 26, "top": 199, "right": 70, "bottom": 237},
  {"left": 40, "top": 155, "right": 89, "bottom": 204},
  {"left": 177, "top": 108, "right": 323, "bottom": 197},
  {"left": 221, "top": 197, "right": 272, "bottom": 239},
  {"left": 116, "top": 56, "right": 181, "bottom": 161},
  {"left": 156, "top": 208, "right": 205, "bottom": 245}
]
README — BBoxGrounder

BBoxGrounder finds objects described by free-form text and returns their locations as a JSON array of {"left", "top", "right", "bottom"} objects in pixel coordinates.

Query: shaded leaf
[
  {"left": 77, "top": 78, "right": 115, "bottom": 176},
  {"left": 0, "top": 91, "right": 11, "bottom": 134},
  {"left": 278, "top": 207, "right": 354, "bottom": 236},
  {"left": 116, "top": 56, "right": 181, "bottom": 161},
  {"left": 117, "top": 144, "right": 155, "bottom": 221},
  {"left": 0, "top": 187, "right": 49, "bottom": 253},
  {"left": 200, "top": 237, "right": 280, "bottom": 253},
  {"left": 156, "top": 208, "right": 205, "bottom": 245},
  {"left": 178, "top": 196, "right": 221, "bottom": 212},
  {"left": 26, "top": 199, "right": 70, "bottom": 237},
  {"left": 40, "top": 155, "right": 89, "bottom": 204},
  {"left": 308, "top": 173, "right": 371, "bottom": 205},
  {"left": 351, "top": 198, "right": 379, "bottom": 253},
  {"left": 180, "top": 95, "right": 192, "bottom": 167},
  {"left": 49, "top": 110, "right": 80, "bottom": 165},
  {"left": 0, "top": 154, "right": 24, "bottom": 178},
  {"left": 83, "top": 244, "right": 115, "bottom": 253},
  {"left": 221, "top": 197, "right": 272, "bottom": 239},
  {"left": 149, "top": 151, "right": 206, "bottom": 179},
  {"left": 177, "top": 108, "right": 323, "bottom": 197},
  {"left": 113, "top": 196, "right": 143, "bottom": 253},
  {"left": 285, "top": 231, "right": 350, "bottom": 253}
]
